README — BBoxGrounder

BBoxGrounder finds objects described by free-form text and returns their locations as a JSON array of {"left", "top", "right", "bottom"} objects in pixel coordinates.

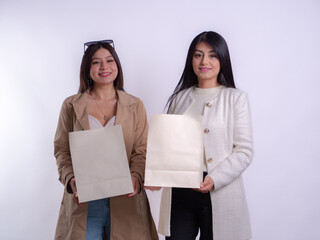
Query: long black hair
[
  {"left": 167, "top": 31, "right": 235, "bottom": 109},
  {"left": 79, "top": 42, "right": 124, "bottom": 93}
]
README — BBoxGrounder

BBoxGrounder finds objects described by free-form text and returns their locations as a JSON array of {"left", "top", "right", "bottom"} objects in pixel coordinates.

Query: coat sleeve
[
  {"left": 129, "top": 99, "right": 148, "bottom": 185},
  {"left": 167, "top": 101, "right": 175, "bottom": 114},
  {"left": 54, "top": 99, "right": 74, "bottom": 193},
  {"left": 167, "top": 93, "right": 179, "bottom": 114},
  {"left": 210, "top": 92, "right": 253, "bottom": 191}
]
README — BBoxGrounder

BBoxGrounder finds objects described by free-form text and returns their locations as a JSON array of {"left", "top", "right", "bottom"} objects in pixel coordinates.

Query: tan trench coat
[{"left": 54, "top": 90, "right": 158, "bottom": 240}]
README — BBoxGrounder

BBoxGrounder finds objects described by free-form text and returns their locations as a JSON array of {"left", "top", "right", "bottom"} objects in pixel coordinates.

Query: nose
[
  {"left": 100, "top": 61, "right": 108, "bottom": 69},
  {"left": 201, "top": 55, "right": 209, "bottom": 65}
]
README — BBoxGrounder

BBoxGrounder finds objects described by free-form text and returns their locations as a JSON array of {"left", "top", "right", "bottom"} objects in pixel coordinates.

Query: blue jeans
[{"left": 85, "top": 198, "right": 110, "bottom": 240}]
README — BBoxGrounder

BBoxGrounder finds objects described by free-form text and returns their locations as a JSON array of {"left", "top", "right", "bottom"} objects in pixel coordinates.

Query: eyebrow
[
  {"left": 92, "top": 55, "right": 114, "bottom": 60},
  {"left": 194, "top": 49, "right": 216, "bottom": 53}
]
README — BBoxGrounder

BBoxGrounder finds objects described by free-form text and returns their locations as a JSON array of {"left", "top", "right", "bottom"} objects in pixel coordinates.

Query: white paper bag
[
  {"left": 69, "top": 125, "right": 133, "bottom": 203},
  {"left": 144, "top": 114, "right": 203, "bottom": 188}
]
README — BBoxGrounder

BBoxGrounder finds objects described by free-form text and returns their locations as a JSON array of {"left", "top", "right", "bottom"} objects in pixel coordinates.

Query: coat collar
[
  {"left": 70, "top": 92, "right": 89, "bottom": 130},
  {"left": 174, "top": 86, "right": 225, "bottom": 114},
  {"left": 70, "top": 90, "right": 137, "bottom": 130}
]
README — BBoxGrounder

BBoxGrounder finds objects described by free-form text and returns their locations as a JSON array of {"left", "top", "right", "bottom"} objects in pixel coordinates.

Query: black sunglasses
[{"left": 83, "top": 39, "right": 114, "bottom": 52}]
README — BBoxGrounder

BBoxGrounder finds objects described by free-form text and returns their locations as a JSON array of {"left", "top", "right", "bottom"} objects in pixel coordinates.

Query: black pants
[{"left": 166, "top": 175, "right": 213, "bottom": 240}]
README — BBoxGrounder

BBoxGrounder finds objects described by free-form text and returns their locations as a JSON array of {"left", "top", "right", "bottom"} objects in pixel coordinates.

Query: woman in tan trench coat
[{"left": 54, "top": 40, "right": 158, "bottom": 240}]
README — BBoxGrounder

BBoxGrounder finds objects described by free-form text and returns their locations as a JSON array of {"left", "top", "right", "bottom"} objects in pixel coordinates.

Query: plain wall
[{"left": 1, "top": 0, "right": 320, "bottom": 239}]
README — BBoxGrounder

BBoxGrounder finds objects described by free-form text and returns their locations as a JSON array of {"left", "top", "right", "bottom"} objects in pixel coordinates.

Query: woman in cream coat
[{"left": 156, "top": 32, "right": 253, "bottom": 240}]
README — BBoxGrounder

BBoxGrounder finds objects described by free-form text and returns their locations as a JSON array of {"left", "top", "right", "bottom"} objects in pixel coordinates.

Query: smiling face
[
  {"left": 192, "top": 41, "right": 221, "bottom": 88},
  {"left": 89, "top": 47, "right": 118, "bottom": 88}
]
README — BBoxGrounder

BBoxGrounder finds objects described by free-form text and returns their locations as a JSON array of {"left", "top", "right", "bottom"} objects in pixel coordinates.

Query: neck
[
  {"left": 197, "top": 80, "right": 220, "bottom": 89},
  {"left": 91, "top": 84, "right": 117, "bottom": 100}
]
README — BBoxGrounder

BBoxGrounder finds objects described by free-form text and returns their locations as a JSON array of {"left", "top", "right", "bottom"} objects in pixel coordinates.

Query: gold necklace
[
  {"left": 94, "top": 99, "right": 108, "bottom": 121},
  {"left": 93, "top": 93, "right": 117, "bottom": 122}
]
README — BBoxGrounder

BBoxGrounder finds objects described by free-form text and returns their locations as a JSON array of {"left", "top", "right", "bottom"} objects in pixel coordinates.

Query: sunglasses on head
[{"left": 83, "top": 39, "right": 114, "bottom": 52}]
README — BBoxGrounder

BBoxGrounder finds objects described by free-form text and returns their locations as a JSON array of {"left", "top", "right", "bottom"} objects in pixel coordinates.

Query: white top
[
  {"left": 186, "top": 86, "right": 223, "bottom": 116},
  {"left": 88, "top": 115, "right": 116, "bottom": 130},
  {"left": 185, "top": 86, "right": 223, "bottom": 171}
]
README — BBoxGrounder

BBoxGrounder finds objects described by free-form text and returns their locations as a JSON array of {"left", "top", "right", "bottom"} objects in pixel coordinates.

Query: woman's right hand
[
  {"left": 144, "top": 186, "right": 162, "bottom": 191},
  {"left": 69, "top": 178, "right": 81, "bottom": 206}
]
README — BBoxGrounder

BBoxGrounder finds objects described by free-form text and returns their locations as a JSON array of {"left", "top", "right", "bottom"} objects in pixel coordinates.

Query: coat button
[
  {"left": 207, "top": 158, "right": 213, "bottom": 163},
  {"left": 205, "top": 103, "right": 212, "bottom": 108},
  {"left": 204, "top": 128, "right": 210, "bottom": 134}
]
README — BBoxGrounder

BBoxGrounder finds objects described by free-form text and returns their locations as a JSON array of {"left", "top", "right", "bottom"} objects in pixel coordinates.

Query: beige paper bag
[
  {"left": 69, "top": 125, "right": 133, "bottom": 203},
  {"left": 144, "top": 114, "right": 203, "bottom": 188}
]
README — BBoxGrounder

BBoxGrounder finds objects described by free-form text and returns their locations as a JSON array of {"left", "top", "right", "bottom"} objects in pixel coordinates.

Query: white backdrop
[{"left": 1, "top": 0, "right": 320, "bottom": 239}]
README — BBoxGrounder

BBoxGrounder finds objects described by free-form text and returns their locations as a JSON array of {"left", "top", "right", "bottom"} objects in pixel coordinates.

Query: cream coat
[
  {"left": 54, "top": 90, "right": 158, "bottom": 240},
  {"left": 158, "top": 86, "right": 253, "bottom": 240}
]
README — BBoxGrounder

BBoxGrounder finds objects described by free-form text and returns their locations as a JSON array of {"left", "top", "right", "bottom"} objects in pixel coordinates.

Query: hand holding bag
[
  {"left": 144, "top": 114, "right": 203, "bottom": 188},
  {"left": 69, "top": 125, "right": 133, "bottom": 203}
]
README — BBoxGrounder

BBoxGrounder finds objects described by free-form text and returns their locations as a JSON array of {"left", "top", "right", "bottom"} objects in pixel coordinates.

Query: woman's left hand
[
  {"left": 194, "top": 176, "right": 214, "bottom": 193},
  {"left": 128, "top": 175, "right": 141, "bottom": 197}
]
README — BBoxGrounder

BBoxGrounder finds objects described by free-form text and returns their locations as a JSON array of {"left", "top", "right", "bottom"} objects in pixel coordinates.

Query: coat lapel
[
  {"left": 71, "top": 92, "right": 90, "bottom": 130},
  {"left": 175, "top": 89, "right": 194, "bottom": 115},
  {"left": 114, "top": 90, "right": 133, "bottom": 126}
]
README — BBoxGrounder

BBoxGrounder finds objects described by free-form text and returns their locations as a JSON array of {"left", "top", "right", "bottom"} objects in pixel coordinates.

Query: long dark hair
[
  {"left": 79, "top": 42, "right": 124, "bottom": 93},
  {"left": 167, "top": 31, "right": 235, "bottom": 109}
]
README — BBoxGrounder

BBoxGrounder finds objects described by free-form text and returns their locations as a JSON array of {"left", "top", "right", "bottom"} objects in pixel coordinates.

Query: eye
[
  {"left": 91, "top": 61, "right": 100, "bottom": 65},
  {"left": 194, "top": 53, "right": 202, "bottom": 58},
  {"left": 107, "top": 59, "right": 114, "bottom": 63}
]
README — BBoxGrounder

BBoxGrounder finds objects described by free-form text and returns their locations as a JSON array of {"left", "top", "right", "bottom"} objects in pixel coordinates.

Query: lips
[
  {"left": 99, "top": 72, "right": 112, "bottom": 77},
  {"left": 199, "top": 67, "right": 212, "bottom": 72}
]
